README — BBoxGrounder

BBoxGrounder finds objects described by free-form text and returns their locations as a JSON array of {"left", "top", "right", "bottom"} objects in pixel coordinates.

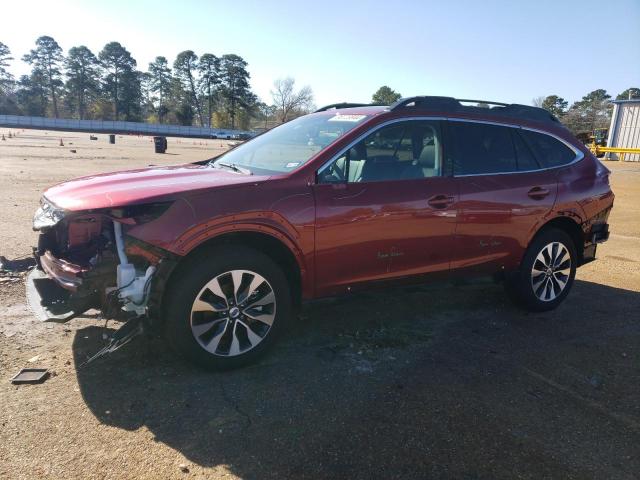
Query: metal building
[{"left": 606, "top": 99, "right": 640, "bottom": 161}]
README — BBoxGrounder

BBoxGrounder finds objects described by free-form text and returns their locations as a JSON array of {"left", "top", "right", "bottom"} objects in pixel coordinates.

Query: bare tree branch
[{"left": 271, "top": 77, "right": 314, "bottom": 122}]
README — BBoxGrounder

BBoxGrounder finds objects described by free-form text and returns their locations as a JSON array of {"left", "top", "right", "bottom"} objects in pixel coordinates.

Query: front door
[{"left": 313, "top": 120, "right": 458, "bottom": 296}]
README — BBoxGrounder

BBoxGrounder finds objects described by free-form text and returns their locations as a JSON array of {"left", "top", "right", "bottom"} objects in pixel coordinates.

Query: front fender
[
  {"left": 175, "top": 215, "right": 305, "bottom": 262},
  {"left": 173, "top": 217, "right": 313, "bottom": 299}
]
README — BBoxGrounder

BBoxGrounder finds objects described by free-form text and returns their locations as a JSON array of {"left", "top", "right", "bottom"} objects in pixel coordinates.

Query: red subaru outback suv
[{"left": 29, "top": 96, "right": 613, "bottom": 369}]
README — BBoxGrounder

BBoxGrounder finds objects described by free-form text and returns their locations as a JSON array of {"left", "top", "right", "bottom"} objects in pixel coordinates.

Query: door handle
[
  {"left": 527, "top": 187, "right": 550, "bottom": 200},
  {"left": 427, "top": 194, "right": 454, "bottom": 209}
]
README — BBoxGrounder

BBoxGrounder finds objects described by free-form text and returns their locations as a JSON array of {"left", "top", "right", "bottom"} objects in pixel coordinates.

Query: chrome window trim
[
  {"left": 316, "top": 116, "right": 446, "bottom": 181},
  {"left": 316, "top": 116, "right": 585, "bottom": 181},
  {"left": 447, "top": 117, "right": 522, "bottom": 129}
]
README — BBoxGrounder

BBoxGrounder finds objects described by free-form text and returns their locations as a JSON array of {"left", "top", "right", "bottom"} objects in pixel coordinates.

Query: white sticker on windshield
[
  {"left": 328, "top": 114, "right": 366, "bottom": 122},
  {"left": 285, "top": 162, "right": 301, "bottom": 168}
]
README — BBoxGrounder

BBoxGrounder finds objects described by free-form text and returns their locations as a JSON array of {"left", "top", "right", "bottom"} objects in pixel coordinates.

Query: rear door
[
  {"left": 313, "top": 119, "right": 458, "bottom": 296},
  {"left": 448, "top": 120, "right": 558, "bottom": 274}
]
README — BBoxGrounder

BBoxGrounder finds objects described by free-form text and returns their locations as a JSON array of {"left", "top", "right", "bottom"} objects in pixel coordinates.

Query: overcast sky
[{"left": 2, "top": 0, "right": 639, "bottom": 107}]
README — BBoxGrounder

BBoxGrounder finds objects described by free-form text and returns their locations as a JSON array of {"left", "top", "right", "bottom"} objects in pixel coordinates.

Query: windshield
[{"left": 211, "top": 112, "right": 371, "bottom": 173}]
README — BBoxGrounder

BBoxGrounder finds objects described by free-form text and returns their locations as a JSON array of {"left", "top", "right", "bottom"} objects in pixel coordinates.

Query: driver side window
[{"left": 318, "top": 120, "right": 442, "bottom": 184}]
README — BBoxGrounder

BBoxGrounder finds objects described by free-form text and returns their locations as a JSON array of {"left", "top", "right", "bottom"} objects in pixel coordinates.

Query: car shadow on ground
[{"left": 73, "top": 279, "right": 640, "bottom": 480}]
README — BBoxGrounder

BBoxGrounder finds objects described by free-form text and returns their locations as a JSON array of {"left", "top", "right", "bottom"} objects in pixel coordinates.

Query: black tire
[
  {"left": 163, "top": 245, "right": 292, "bottom": 370},
  {"left": 505, "top": 228, "right": 577, "bottom": 312}
]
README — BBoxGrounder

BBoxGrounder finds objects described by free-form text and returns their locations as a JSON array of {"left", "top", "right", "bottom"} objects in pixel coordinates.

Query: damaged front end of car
[{"left": 27, "top": 196, "right": 178, "bottom": 328}]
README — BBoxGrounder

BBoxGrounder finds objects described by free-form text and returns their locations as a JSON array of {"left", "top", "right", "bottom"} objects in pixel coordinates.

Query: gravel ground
[{"left": 0, "top": 130, "right": 639, "bottom": 479}]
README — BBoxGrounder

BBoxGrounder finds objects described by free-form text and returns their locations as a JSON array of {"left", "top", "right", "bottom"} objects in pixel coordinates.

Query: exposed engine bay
[{"left": 28, "top": 196, "right": 175, "bottom": 324}]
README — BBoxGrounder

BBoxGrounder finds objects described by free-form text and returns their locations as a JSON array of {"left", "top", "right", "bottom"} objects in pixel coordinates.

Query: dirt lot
[{"left": 1, "top": 130, "right": 639, "bottom": 479}]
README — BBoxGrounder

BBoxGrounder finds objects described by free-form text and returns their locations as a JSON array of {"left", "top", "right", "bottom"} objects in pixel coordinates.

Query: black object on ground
[
  {"left": 109, "top": 134, "right": 115, "bottom": 144},
  {"left": 11, "top": 368, "right": 49, "bottom": 384},
  {"left": 153, "top": 136, "right": 167, "bottom": 154}
]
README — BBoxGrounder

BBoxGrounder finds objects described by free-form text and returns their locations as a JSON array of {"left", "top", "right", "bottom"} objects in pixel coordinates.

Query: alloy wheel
[
  {"left": 190, "top": 270, "right": 276, "bottom": 356},
  {"left": 530, "top": 242, "right": 571, "bottom": 302}
]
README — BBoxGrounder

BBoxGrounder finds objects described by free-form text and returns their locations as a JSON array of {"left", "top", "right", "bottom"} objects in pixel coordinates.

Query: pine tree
[
  {"left": 65, "top": 46, "right": 101, "bottom": 119},
  {"left": 148, "top": 56, "right": 172, "bottom": 123},
  {"left": 99, "top": 41, "right": 138, "bottom": 120},
  {"left": 174, "top": 50, "right": 203, "bottom": 126},
  {"left": 22, "top": 36, "right": 64, "bottom": 117}
]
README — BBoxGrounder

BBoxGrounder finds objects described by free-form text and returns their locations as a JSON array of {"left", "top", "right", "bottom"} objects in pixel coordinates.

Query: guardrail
[
  {"left": 0, "top": 114, "right": 251, "bottom": 139},
  {"left": 589, "top": 143, "right": 640, "bottom": 162}
]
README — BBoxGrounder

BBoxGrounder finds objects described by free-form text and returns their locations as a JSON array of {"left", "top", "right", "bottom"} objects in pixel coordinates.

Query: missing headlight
[{"left": 106, "top": 202, "right": 173, "bottom": 225}]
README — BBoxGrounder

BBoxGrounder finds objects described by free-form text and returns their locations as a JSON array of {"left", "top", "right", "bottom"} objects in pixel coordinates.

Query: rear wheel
[
  {"left": 505, "top": 228, "right": 577, "bottom": 312},
  {"left": 164, "top": 246, "right": 292, "bottom": 370}
]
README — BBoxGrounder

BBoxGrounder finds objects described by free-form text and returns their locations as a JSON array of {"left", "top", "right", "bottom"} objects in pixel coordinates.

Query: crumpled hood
[{"left": 44, "top": 164, "right": 267, "bottom": 211}]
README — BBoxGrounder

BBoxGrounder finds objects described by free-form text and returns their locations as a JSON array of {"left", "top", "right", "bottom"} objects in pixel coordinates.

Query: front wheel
[
  {"left": 505, "top": 228, "right": 577, "bottom": 312},
  {"left": 164, "top": 246, "right": 292, "bottom": 370}
]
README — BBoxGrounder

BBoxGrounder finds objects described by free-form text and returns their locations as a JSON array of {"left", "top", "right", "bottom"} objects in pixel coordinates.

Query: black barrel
[
  {"left": 153, "top": 136, "right": 167, "bottom": 153},
  {"left": 109, "top": 134, "right": 116, "bottom": 144}
]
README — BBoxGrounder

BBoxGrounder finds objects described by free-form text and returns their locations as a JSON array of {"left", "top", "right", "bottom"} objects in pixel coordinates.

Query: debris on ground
[
  {"left": 0, "top": 255, "right": 36, "bottom": 273},
  {"left": 0, "top": 256, "right": 36, "bottom": 284},
  {"left": 79, "top": 316, "right": 146, "bottom": 367},
  {"left": 0, "top": 276, "right": 21, "bottom": 284},
  {"left": 11, "top": 368, "right": 49, "bottom": 384}
]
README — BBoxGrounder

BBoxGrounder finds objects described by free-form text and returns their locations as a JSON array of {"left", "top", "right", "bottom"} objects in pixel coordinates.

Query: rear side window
[
  {"left": 449, "top": 122, "right": 516, "bottom": 175},
  {"left": 520, "top": 130, "right": 577, "bottom": 168},
  {"left": 511, "top": 130, "right": 540, "bottom": 171}
]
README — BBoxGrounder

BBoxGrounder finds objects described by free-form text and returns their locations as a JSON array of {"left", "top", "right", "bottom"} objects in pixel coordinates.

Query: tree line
[
  {"left": 534, "top": 88, "right": 639, "bottom": 135},
  {"left": 0, "top": 37, "right": 317, "bottom": 130},
  {"left": 3, "top": 38, "right": 636, "bottom": 134}
]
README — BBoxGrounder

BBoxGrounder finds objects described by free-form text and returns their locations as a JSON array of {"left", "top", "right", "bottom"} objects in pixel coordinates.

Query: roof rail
[
  {"left": 388, "top": 96, "right": 460, "bottom": 111},
  {"left": 315, "top": 102, "right": 383, "bottom": 112},
  {"left": 457, "top": 99, "right": 509, "bottom": 107},
  {"left": 388, "top": 96, "right": 560, "bottom": 124}
]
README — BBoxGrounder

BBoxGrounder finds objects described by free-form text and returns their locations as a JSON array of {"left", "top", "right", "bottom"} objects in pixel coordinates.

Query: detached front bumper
[
  {"left": 28, "top": 250, "right": 103, "bottom": 322},
  {"left": 26, "top": 268, "right": 91, "bottom": 322},
  {"left": 39, "top": 250, "right": 88, "bottom": 292}
]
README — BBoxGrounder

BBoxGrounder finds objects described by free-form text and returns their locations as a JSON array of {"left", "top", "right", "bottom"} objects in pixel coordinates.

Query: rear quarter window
[
  {"left": 511, "top": 130, "right": 541, "bottom": 171},
  {"left": 520, "top": 130, "right": 577, "bottom": 168}
]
